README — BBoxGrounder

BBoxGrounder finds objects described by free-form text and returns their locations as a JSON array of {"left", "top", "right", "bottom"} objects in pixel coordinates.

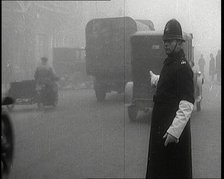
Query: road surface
[{"left": 7, "top": 82, "right": 221, "bottom": 179}]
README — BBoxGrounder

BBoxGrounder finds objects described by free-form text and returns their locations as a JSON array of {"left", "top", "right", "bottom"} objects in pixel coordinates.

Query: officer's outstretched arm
[{"left": 149, "top": 71, "right": 160, "bottom": 86}]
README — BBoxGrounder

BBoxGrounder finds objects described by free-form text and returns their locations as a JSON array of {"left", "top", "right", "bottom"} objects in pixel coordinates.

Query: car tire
[{"left": 95, "top": 89, "right": 106, "bottom": 102}]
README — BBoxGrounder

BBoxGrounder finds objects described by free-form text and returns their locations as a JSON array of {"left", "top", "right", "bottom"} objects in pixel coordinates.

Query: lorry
[
  {"left": 126, "top": 31, "right": 203, "bottom": 121},
  {"left": 85, "top": 16, "right": 154, "bottom": 101}
]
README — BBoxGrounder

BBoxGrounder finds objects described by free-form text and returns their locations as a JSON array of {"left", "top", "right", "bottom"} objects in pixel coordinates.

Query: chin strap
[
  {"left": 167, "top": 100, "right": 194, "bottom": 139},
  {"left": 170, "top": 40, "right": 178, "bottom": 55}
]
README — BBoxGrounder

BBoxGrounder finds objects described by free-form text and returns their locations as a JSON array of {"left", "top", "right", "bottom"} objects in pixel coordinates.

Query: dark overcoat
[
  {"left": 209, "top": 57, "right": 215, "bottom": 76},
  {"left": 146, "top": 49, "right": 195, "bottom": 179}
]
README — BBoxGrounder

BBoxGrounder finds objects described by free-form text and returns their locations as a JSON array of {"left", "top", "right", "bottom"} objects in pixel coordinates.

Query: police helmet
[{"left": 163, "top": 19, "right": 185, "bottom": 42}]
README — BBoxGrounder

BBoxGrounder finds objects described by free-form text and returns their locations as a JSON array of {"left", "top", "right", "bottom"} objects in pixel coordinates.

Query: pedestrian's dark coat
[
  {"left": 198, "top": 57, "right": 205, "bottom": 73},
  {"left": 146, "top": 49, "right": 195, "bottom": 179},
  {"left": 216, "top": 51, "right": 221, "bottom": 82},
  {"left": 209, "top": 57, "right": 215, "bottom": 76},
  {"left": 34, "top": 65, "right": 57, "bottom": 85}
]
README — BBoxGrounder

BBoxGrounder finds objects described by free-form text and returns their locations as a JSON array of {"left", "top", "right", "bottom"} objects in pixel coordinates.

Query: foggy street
[
  {"left": 7, "top": 82, "right": 221, "bottom": 179},
  {"left": 2, "top": 1, "right": 221, "bottom": 179}
]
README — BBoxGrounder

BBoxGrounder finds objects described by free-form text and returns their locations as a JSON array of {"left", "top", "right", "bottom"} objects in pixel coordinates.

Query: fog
[
  {"left": 2, "top": 1, "right": 221, "bottom": 102},
  {"left": 1, "top": 1, "right": 221, "bottom": 179},
  {"left": 125, "top": 0, "right": 221, "bottom": 65},
  {"left": 2, "top": 1, "right": 221, "bottom": 86}
]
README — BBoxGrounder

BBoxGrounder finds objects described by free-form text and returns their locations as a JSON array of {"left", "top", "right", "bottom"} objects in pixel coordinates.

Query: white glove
[
  {"left": 196, "top": 95, "right": 202, "bottom": 102},
  {"left": 167, "top": 100, "right": 194, "bottom": 139},
  {"left": 149, "top": 71, "right": 160, "bottom": 86}
]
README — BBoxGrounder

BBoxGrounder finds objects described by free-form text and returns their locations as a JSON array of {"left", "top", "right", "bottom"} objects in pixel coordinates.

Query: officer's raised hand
[
  {"left": 149, "top": 70, "right": 160, "bottom": 87},
  {"left": 163, "top": 132, "right": 179, "bottom": 146}
]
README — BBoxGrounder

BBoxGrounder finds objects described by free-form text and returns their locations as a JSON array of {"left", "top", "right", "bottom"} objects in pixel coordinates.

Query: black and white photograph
[{"left": 2, "top": 0, "right": 221, "bottom": 178}]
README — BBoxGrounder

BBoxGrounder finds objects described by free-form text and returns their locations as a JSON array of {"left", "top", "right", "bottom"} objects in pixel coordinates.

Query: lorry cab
[{"left": 127, "top": 31, "right": 194, "bottom": 120}]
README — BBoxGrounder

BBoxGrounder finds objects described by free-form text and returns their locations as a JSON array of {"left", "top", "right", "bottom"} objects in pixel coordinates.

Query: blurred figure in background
[
  {"left": 216, "top": 50, "right": 221, "bottom": 84},
  {"left": 209, "top": 53, "right": 216, "bottom": 82},
  {"left": 198, "top": 54, "right": 206, "bottom": 78},
  {"left": 3, "top": 63, "right": 13, "bottom": 91},
  {"left": 34, "top": 57, "right": 59, "bottom": 106},
  {"left": 34, "top": 57, "right": 57, "bottom": 86}
]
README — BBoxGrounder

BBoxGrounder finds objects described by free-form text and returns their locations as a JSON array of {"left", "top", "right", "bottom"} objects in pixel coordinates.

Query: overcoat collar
[{"left": 164, "top": 49, "right": 186, "bottom": 65}]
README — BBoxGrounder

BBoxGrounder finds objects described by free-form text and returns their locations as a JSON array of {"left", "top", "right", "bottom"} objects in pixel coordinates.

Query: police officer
[{"left": 146, "top": 19, "right": 195, "bottom": 178}]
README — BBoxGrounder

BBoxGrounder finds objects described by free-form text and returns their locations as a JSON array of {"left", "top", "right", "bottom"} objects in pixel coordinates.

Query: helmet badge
[{"left": 165, "top": 27, "right": 169, "bottom": 32}]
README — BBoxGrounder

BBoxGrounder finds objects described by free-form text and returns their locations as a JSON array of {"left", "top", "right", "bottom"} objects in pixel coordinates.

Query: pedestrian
[
  {"left": 34, "top": 57, "right": 59, "bottom": 104},
  {"left": 215, "top": 50, "right": 221, "bottom": 83},
  {"left": 146, "top": 19, "right": 195, "bottom": 179},
  {"left": 198, "top": 54, "right": 206, "bottom": 78},
  {"left": 34, "top": 57, "right": 57, "bottom": 86},
  {"left": 209, "top": 53, "right": 216, "bottom": 82},
  {"left": 5, "top": 63, "right": 13, "bottom": 89}
]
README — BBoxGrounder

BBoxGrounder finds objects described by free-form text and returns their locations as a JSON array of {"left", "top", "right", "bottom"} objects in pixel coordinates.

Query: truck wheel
[
  {"left": 128, "top": 104, "right": 137, "bottom": 121},
  {"left": 196, "top": 101, "right": 201, "bottom": 111},
  {"left": 52, "top": 91, "right": 58, "bottom": 107},
  {"left": 53, "top": 97, "right": 58, "bottom": 107},
  {"left": 95, "top": 89, "right": 106, "bottom": 102}
]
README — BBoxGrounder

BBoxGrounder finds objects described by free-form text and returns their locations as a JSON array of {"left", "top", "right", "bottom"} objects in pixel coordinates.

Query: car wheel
[{"left": 95, "top": 89, "right": 106, "bottom": 102}]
